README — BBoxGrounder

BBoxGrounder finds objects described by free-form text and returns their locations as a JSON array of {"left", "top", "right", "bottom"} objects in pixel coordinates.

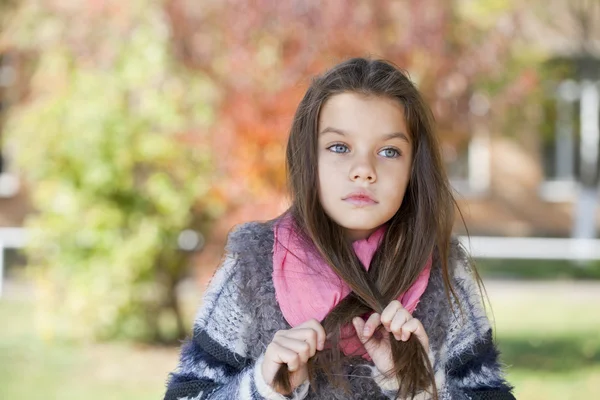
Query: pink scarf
[{"left": 272, "top": 214, "right": 431, "bottom": 361}]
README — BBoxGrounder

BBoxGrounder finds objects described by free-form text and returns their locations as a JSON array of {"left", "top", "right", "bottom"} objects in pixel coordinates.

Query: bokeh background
[{"left": 1, "top": 1, "right": 599, "bottom": 399}]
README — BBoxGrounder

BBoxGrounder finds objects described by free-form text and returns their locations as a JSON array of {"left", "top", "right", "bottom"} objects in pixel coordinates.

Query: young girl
[{"left": 164, "top": 57, "right": 516, "bottom": 400}]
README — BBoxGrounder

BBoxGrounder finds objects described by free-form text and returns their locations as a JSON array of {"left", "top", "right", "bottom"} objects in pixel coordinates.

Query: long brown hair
[{"left": 273, "top": 57, "right": 461, "bottom": 399}]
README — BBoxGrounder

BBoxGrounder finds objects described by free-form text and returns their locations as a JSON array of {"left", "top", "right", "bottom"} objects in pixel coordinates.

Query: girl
[{"left": 164, "top": 57, "right": 516, "bottom": 400}]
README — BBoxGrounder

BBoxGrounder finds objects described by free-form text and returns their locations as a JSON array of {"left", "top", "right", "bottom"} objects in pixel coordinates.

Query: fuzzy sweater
[{"left": 164, "top": 220, "right": 516, "bottom": 400}]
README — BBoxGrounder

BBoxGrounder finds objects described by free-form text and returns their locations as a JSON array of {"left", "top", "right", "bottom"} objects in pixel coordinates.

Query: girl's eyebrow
[{"left": 319, "top": 126, "right": 410, "bottom": 144}]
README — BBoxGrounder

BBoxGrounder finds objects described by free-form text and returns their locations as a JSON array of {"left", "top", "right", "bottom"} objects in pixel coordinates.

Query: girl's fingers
[
  {"left": 398, "top": 318, "right": 429, "bottom": 349},
  {"left": 266, "top": 341, "right": 303, "bottom": 371},
  {"left": 352, "top": 317, "right": 387, "bottom": 354},
  {"left": 352, "top": 317, "right": 367, "bottom": 342},
  {"left": 295, "top": 318, "right": 327, "bottom": 350},
  {"left": 380, "top": 300, "right": 404, "bottom": 332},
  {"left": 352, "top": 303, "right": 429, "bottom": 349},
  {"left": 272, "top": 336, "right": 313, "bottom": 364},
  {"left": 379, "top": 301, "right": 429, "bottom": 346},
  {"left": 389, "top": 308, "right": 412, "bottom": 340},
  {"left": 362, "top": 312, "right": 381, "bottom": 338},
  {"left": 275, "top": 329, "right": 318, "bottom": 357}
]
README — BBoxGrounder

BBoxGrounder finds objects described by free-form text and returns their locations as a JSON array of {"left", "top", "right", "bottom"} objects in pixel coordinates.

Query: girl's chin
[
  {"left": 324, "top": 210, "right": 389, "bottom": 235},
  {"left": 338, "top": 223, "right": 381, "bottom": 240}
]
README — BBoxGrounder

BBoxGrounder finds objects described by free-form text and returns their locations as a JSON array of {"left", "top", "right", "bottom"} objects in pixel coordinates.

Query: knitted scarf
[{"left": 272, "top": 214, "right": 431, "bottom": 361}]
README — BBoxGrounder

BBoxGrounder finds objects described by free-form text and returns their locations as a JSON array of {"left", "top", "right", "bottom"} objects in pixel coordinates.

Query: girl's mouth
[{"left": 343, "top": 195, "right": 378, "bottom": 206}]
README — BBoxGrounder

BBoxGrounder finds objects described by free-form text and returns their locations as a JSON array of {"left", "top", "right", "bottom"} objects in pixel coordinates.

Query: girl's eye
[
  {"left": 379, "top": 148, "right": 401, "bottom": 158},
  {"left": 327, "top": 144, "right": 401, "bottom": 158},
  {"left": 327, "top": 144, "right": 349, "bottom": 153}
]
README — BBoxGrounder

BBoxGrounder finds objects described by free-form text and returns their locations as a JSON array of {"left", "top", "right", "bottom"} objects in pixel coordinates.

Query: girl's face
[{"left": 317, "top": 92, "right": 413, "bottom": 242}]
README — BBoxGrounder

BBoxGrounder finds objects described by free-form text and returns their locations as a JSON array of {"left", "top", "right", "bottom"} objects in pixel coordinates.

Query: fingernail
[{"left": 318, "top": 341, "right": 324, "bottom": 350}]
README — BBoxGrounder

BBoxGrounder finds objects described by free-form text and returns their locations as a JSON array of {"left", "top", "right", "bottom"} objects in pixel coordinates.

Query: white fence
[{"left": 1, "top": 228, "right": 600, "bottom": 297}]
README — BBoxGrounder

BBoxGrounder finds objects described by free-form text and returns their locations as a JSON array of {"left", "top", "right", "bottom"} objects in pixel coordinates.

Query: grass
[
  {"left": 1, "top": 277, "right": 599, "bottom": 399},
  {"left": 0, "top": 291, "right": 180, "bottom": 400},
  {"left": 487, "top": 282, "right": 600, "bottom": 400}
]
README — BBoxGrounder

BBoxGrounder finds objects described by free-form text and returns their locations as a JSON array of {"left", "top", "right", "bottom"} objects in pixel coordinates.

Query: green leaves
[{"left": 5, "top": 2, "right": 218, "bottom": 343}]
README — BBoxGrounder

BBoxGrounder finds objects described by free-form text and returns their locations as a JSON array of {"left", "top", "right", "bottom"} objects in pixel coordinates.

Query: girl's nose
[{"left": 350, "top": 161, "right": 377, "bottom": 183}]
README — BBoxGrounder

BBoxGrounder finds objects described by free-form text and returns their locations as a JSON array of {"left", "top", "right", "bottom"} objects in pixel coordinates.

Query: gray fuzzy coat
[{"left": 164, "top": 220, "right": 515, "bottom": 400}]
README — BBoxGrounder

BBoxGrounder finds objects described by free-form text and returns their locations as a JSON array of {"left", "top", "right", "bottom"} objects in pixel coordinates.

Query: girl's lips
[{"left": 343, "top": 196, "right": 378, "bottom": 206}]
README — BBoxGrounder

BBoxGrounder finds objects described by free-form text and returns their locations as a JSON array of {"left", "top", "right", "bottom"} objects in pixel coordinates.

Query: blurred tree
[
  {"left": 3, "top": 1, "right": 222, "bottom": 343},
  {"left": 0, "top": 0, "right": 18, "bottom": 30},
  {"left": 1, "top": 0, "right": 543, "bottom": 343},
  {"left": 164, "top": 0, "right": 537, "bottom": 206}
]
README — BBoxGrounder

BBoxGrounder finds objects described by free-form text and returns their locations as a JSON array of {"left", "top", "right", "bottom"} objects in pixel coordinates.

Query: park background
[{"left": 1, "top": 1, "right": 599, "bottom": 399}]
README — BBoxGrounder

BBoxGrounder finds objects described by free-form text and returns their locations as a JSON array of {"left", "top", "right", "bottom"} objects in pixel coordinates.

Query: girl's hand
[
  {"left": 352, "top": 300, "right": 429, "bottom": 378},
  {"left": 262, "top": 318, "right": 326, "bottom": 394}
]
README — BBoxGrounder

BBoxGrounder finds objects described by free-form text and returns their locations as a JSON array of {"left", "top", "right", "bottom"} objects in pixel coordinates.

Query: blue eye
[
  {"left": 327, "top": 144, "right": 349, "bottom": 153},
  {"left": 379, "top": 148, "right": 401, "bottom": 158}
]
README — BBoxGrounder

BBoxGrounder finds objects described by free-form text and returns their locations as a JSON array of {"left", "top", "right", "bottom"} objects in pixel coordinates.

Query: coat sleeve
[
  {"left": 437, "top": 251, "right": 516, "bottom": 400},
  {"left": 163, "top": 251, "right": 310, "bottom": 400},
  {"left": 369, "top": 248, "right": 516, "bottom": 400}
]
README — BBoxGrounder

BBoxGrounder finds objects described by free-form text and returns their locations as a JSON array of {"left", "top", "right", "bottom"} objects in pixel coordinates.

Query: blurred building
[{"left": 448, "top": 2, "right": 600, "bottom": 238}]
